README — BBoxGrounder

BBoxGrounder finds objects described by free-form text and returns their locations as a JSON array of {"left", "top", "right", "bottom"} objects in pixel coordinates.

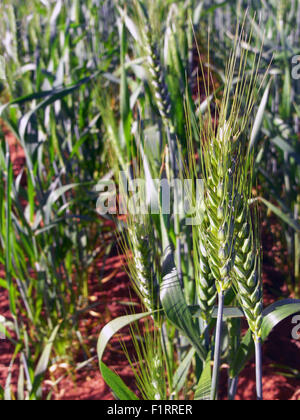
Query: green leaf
[
  {"left": 4, "top": 360, "right": 14, "bottom": 401},
  {"left": 97, "top": 312, "right": 151, "bottom": 363},
  {"left": 100, "top": 362, "right": 139, "bottom": 401},
  {"left": 34, "top": 325, "right": 60, "bottom": 378},
  {"left": 118, "top": 7, "right": 140, "bottom": 42},
  {"left": 280, "top": 65, "right": 291, "bottom": 119},
  {"left": 97, "top": 312, "right": 151, "bottom": 400},
  {"left": 173, "top": 348, "right": 195, "bottom": 394},
  {"left": 261, "top": 300, "right": 300, "bottom": 340},
  {"left": 249, "top": 78, "right": 272, "bottom": 152},
  {"left": 193, "top": 3, "right": 204, "bottom": 25},
  {"left": 17, "top": 365, "right": 25, "bottom": 401},
  {"left": 0, "top": 55, "right": 6, "bottom": 80},
  {"left": 161, "top": 247, "right": 206, "bottom": 362},
  {"left": 44, "top": 183, "right": 79, "bottom": 224},
  {"left": 5, "top": 156, "right": 16, "bottom": 316},
  {"left": 0, "top": 71, "right": 100, "bottom": 119},
  {"left": 195, "top": 353, "right": 212, "bottom": 400},
  {"left": 18, "top": 72, "right": 100, "bottom": 144},
  {"left": 0, "top": 90, "right": 56, "bottom": 111},
  {"left": 30, "top": 324, "right": 60, "bottom": 399},
  {"left": 231, "top": 299, "right": 300, "bottom": 377},
  {"left": 119, "top": 19, "right": 132, "bottom": 152}
]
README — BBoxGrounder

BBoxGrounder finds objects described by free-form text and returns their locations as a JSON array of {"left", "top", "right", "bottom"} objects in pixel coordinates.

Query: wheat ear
[
  {"left": 234, "top": 205, "right": 263, "bottom": 341},
  {"left": 193, "top": 204, "right": 217, "bottom": 324},
  {"left": 126, "top": 217, "right": 160, "bottom": 314},
  {"left": 233, "top": 193, "right": 264, "bottom": 400}
]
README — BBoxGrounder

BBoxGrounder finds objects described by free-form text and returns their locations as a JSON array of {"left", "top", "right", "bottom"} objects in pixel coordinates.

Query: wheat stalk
[
  {"left": 233, "top": 176, "right": 264, "bottom": 400},
  {"left": 191, "top": 21, "right": 266, "bottom": 400},
  {"left": 134, "top": 3, "right": 186, "bottom": 287}
]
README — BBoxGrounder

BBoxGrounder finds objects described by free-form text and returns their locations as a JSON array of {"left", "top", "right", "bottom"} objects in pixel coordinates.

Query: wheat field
[{"left": 0, "top": 0, "right": 299, "bottom": 401}]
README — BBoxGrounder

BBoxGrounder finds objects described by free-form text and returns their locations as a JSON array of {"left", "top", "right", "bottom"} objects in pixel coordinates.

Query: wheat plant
[
  {"left": 123, "top": 212, "right": 161, "bottom": 315},
  {"left": 190, "top": 22, "right": 266, "bottom": 399},
  {"left": 233, "top": 195, "right": 264, "bottom": 399},
  {"left": 2, "top": 0, "right": 300, "bottom": 402}
]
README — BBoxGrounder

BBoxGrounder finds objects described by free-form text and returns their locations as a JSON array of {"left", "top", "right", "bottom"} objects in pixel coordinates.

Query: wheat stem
[
  {"left": 228, "top": 376, "right": 239, "bottom": 401},
  {"left": 211, "top": 290, "right": 225, "bottom": 401},
  {"left": 255, "top": 338, "right": 263, "bottom": 401}
]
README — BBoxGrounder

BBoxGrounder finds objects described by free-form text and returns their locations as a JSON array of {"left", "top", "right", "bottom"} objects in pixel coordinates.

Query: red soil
[
  {"left": 2, "top": 125, "right": 26, "bottom": 175},
  {"left": 47, "top": 255, "right": 139, "bottom": 401},
  {"left": 0, "top": 129, "right": 299, "bottom": 400}
]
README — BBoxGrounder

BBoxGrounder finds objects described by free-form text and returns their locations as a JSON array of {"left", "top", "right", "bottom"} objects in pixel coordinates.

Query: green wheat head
[
  {"left": 201, "top": 120, "right": 238, "bottom": 293},
  {"left": 123, "top": 212, "right": 160, "bottom": 314},
  {"left": 233, "top": 168, "right": 263, "bottom": 340},
  {"left": 192, "top": 193, "right": 217, "bottom": 323},
  {"left": 133, "top": 0, "right": 175, "bottom": 135}
]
